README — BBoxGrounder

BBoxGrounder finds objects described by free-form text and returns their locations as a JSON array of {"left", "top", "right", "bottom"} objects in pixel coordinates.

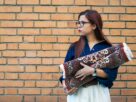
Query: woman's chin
[{"left": 81, "top": 33, "right": 88, "bottom": 36}]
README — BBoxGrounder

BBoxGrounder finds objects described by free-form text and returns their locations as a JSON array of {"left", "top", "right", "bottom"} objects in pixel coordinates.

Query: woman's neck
[
  {"left": 86, "top": 33, "right": 100, "bottom": 48},
  {"left": 86, "top": 33, "right": 98, "bottom": 44}
]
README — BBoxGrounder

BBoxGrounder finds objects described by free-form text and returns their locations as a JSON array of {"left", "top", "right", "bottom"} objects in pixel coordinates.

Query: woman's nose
[{"left": 77, "top": 28, "right": 82, "bottom": 32}]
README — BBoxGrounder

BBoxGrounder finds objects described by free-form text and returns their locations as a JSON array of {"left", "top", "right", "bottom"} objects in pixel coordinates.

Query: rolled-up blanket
[{"left": 59, "top": 43, "right": 133, "bottom": 93}]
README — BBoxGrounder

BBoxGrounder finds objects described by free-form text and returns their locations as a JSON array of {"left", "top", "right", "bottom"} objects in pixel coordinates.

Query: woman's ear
[{"left": 92, "top": 24, "right": 96, "bottom": 30}]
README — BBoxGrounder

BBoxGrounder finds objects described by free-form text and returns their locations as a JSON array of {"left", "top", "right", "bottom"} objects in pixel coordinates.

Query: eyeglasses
[{"left": 76, "top": 21, "right": 90, "bottom": 28}]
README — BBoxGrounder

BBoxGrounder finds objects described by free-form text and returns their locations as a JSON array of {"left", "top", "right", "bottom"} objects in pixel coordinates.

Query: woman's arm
[
  {"left": 75, "top": 62, "right": 119, "bottom": 85},
  {"left": 75, "top": 63, "right": 108, "bottom": 80},
  {"left": 96, "top": 68, "right": 108, "bottom": 78}
]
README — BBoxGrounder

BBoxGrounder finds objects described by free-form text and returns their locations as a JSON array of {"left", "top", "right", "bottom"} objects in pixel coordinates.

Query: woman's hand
[
  {"left": 62, "top": 80, "right": 67, "bottom": 93},
  {"left": 62, "top": 80, "right": 78, "bottom": 94},
  {"left": 75, "top": 62, "right": 95, "bottom": 80}
]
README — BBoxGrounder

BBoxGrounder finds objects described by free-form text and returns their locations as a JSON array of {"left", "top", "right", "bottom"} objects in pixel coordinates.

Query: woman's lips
[{"left": 78, "top": 29, "right": 82, "bottom": 32}]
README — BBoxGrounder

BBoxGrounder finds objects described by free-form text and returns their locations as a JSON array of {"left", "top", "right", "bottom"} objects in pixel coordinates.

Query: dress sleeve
[
  {"left": 96, "top": 66, "right": 119, "bottom": 88},
  {"left": 59, "top": 44, "right": 75, "bottom": 84}
]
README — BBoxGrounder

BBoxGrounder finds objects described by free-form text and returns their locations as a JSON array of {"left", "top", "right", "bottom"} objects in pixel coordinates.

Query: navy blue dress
[{"left": 60, "top": 38, "right": 119, "bottom": 88}]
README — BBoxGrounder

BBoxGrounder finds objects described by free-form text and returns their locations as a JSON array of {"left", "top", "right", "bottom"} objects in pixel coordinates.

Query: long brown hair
[{"left": 73, "top": 10, "right": 112, "bottom": 58}]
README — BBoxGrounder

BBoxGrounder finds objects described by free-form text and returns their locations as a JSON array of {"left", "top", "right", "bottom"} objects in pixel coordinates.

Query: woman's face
[{"left": 77, "top": 15, "right": 96, "bottom": 35}]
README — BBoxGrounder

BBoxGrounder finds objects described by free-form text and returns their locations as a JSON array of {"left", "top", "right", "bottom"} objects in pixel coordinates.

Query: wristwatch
[{"left": 92, "top": 68, "right": 97, "bottom": 77}]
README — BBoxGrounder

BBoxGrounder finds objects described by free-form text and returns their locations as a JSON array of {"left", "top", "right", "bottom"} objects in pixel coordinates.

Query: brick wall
[{"left": 0, "top": 0, "right": 135, "bottom": 102}]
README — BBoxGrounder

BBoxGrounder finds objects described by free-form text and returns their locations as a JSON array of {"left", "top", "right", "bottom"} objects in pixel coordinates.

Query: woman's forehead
[{"left": 79, "top": 15, "right": 89, "bottom": 21}]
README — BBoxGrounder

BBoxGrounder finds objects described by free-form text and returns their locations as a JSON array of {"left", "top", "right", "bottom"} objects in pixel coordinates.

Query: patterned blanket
[{"left": 59, "top": 43, "right": 133, "bottom": 94}]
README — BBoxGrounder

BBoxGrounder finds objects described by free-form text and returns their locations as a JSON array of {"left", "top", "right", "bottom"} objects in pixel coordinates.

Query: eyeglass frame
[{"left": 75, "top": 21, "right": 90, "bottom": 28}]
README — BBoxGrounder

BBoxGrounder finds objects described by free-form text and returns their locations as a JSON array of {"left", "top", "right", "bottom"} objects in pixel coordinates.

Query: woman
[{"left": 59, "top": 10, "right": 119, "bottom": 102}]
